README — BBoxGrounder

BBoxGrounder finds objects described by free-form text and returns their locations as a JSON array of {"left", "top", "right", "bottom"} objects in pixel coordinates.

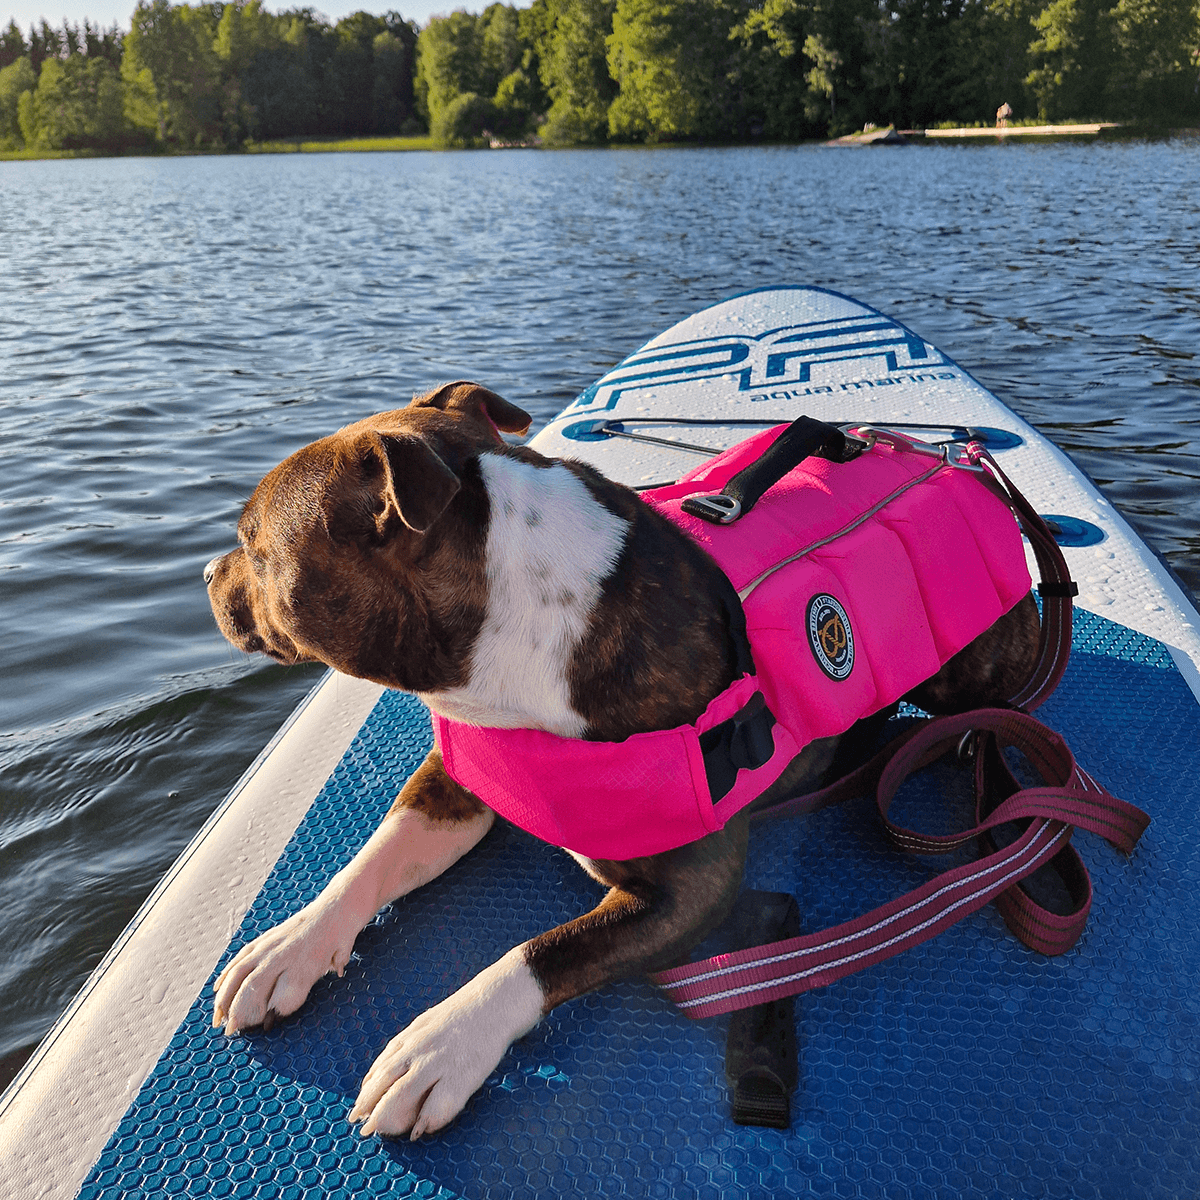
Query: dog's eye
[{"left": 245, "top": 548, "right": 268, "bottom": 579}]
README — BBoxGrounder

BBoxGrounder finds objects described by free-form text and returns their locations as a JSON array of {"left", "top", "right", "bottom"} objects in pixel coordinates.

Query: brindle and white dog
[{"left": 206, "top": 382, "right": 1039, "bottom": 1139}]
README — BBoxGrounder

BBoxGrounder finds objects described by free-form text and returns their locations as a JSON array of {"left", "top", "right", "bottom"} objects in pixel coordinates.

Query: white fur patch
[
  {"left": 351, "top": 945, "right": 546, "bottom": 1137},
  {"left": 422, "top": 452, "right": 628, "bottom": 737}
]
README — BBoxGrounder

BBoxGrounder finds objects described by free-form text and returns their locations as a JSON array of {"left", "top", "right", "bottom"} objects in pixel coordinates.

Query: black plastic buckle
[
  {"left": 1037, "top": 580, "right": 1080, "bottom": 598},
  {"left": 699, "top": 692, "right": 778, "bottom": 803}
]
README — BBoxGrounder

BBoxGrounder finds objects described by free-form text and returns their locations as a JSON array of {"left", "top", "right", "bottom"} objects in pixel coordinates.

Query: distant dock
[
  {"left": 922, "top": 123, "right": 1121, "bottom": 140},
  {"left": 827, "top": 122, "right": 1122, "bottom": 146}
]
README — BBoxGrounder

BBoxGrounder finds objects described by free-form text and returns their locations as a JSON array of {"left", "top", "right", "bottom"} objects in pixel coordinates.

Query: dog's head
[{"left": 205, "top": 382, "right": 531, "bottom": 690}]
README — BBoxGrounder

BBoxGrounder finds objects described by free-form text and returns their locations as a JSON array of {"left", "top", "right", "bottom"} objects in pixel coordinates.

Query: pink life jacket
[{"left": 431, "top": 426, "right": 1032, "bottom": 861}]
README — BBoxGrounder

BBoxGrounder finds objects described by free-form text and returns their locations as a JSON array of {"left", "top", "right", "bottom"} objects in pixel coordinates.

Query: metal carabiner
[
  {"left": 849, "top": 425, "right": 945, "bottom": 459},
  {"left": 850, "top": 425, "right": 988, "bottom": 474}
]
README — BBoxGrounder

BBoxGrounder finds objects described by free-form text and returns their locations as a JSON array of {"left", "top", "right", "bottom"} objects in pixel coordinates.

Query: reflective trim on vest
[{"left": 434, "top": 427, "right": 1032, "bottom": 861}]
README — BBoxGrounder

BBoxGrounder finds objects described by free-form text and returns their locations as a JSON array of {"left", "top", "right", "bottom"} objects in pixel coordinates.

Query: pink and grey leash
[
  {"left": 654, "top": 709, "right": 1148, "bottom": 1018},
  {"left": 653, "top": 439, "right": 1150, "bottom": 1020}
]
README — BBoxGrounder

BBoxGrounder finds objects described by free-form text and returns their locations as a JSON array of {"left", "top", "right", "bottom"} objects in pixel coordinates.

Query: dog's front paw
[
  {"left": 349, "top": 946, "right": 543, "bottom": 1139},
  {"left": 212, "top": 897, "right": 359, "bottom": 1035}
]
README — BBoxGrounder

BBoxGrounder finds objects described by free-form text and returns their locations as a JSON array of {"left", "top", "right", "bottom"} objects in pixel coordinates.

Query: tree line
[
  {"left": 2, "top": 0, "right": 1198, "bottom": 154},
  {"left": 0, "top": 3, "right": 420, "bottom": 151}
]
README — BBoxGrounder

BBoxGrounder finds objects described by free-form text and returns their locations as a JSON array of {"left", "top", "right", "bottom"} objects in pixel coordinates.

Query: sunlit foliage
[{"left": 1, "top": 0, "right": 1197, "bottom": 154}]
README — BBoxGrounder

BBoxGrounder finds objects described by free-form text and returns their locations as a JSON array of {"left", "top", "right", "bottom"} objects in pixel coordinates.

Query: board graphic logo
[
  {"left": 807, "top": 594, "right": 854, "bottom": 681},
  {"left": 561, "top": 315, "right": 948, "bottom": 415}
]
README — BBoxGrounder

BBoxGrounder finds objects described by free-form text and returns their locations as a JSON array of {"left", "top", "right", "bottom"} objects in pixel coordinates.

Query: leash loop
[{"left": 964, "top": 441, "right": 1076, "bottom": 712}]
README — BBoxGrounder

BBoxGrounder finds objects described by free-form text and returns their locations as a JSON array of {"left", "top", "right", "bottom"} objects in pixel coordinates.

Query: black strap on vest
[
  {"left": 701, "top": 572, "right": 775, "bottom": 803},
  {"left": 682, "top": 415, "right": 860, "bottom": 525},
  {"left": 690, "top": 416, "right": 856, "bottom": 798},
  {"left": 723, "top": 890, "right": 801, "bottom": 1128}
]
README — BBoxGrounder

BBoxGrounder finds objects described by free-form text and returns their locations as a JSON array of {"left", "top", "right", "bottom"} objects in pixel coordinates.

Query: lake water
[{"left": 1, "top": 139, "right": 1199, "bottom": 1076}]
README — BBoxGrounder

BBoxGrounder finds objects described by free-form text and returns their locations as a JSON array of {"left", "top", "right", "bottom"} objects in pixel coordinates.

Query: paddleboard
[{"left": 4, "top": 285, "right": 1199, "bottom": 1200}]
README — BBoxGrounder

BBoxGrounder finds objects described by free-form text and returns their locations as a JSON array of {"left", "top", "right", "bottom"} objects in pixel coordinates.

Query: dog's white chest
[{"left": 425, "top": 453, "right": 628, "bottom": 737}]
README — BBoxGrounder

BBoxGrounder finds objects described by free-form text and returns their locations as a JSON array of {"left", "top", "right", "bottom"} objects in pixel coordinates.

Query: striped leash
[{"left": 653, "top": 712, "right": 1149, "bottom": 1019}]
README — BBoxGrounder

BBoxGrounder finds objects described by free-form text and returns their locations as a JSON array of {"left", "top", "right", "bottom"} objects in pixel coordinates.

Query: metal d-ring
[{"left": 681, "top": 493, "right": 743, "bottom": 525}]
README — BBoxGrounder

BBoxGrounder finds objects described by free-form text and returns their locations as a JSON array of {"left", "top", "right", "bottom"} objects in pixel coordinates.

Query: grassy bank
[
  {"left": 0, "top": 134, "right": 437, "bottom": 162},
  {"left": 0, "top": 145, "right": 108, "bottom": 160},
  {"left": 243, "top": 135, "right": 436, "bottom": 154}
]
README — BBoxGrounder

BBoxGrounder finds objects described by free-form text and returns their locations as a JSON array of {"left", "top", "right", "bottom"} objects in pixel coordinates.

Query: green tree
[
  {"left": 959, "top": 0, "right": 1040, "bottom": 121},
  {"left": 416, "top": 5, "right": 541, "bottom": 143},
  {"left": 81, "top": 18, "right": 125, "bottom": 67},
  {"left": 17, "top": 52, "right": 131, "bottom": 150},
  {"left": 29, "top": 19, "right": 65, "bottom": 74},
  {"left": 491, "top": 58, "right": 542, "bottom": 135},
  {"left": 865, "top": 0, "right": 1025, "bottom": 129},
  {"left": 0, "top": 54, "right": 35, "bottom": 146},
  {"left": 798, "top": 0, "right": 883, "bottom": 135},
  {"left": 372, "top": 27, "right": 417, "bottom": 131},
  {"left": 431, "top": 88, "right": 499, "bottom": 143},
  {"left": 124, "top": 0, "right": 224, "bottom": 146},
  {"left": 1026, "top": 0, "right": 1116, "bottom": 119},
  {"left": 480, "top": 2, "right": 526, "bottom": 84},
  {"left": 606, "top": 0, "right": 751, "bottom": 141},
  {"left": 480, "top": 2, "right": 544, "bottom": 134},
  {"left": 730, "top": 0, "right": 813, "bottom": 139},
  {"left": 121, "top": 48, "right": 160, "bottom": 140},
  {"left": 326, "top": 11, "right": 389, "bottom": 134},
  {"left": 235, "top": 9, "right": 323, "bottom": 138},
  {"left": 213, "top": 0, "right": 282, "bottom": 141},
  {"left": 0, "top": 19, "right": 28, "bottom": 70},
  {"left": 415, "top": 9, "right": 484, "bottom": 129},
  {"left": 1106, "top": 0, "right": 1200, "bottom": 118},
  {"left": 534, "top": 0, "right": 618, "bottom": 143},
  {"left": 214, "top": 0, "right": 277, "bottom": 77}
]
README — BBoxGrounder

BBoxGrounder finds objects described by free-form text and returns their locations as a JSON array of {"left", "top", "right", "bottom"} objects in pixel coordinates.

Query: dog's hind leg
[
  {"left": 527, "top": 819, "right": 749, "bottom": 1007},
  {"left": 905, "top": 592, "right": 1041, "bottom": 714}
]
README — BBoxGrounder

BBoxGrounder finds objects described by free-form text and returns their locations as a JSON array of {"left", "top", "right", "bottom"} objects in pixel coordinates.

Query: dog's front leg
[
  {"left": 213, "top": 750, "right": 492, "bottom": 1035},
  {"left": 349, "top": 820, "right": 747, "bottom": 1139}
]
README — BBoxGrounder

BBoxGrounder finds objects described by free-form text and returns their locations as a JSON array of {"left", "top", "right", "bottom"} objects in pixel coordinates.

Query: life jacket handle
[
  {"left": 964, "top": 441, "right": 1078, "bottom": 712},
  {"left": 681, "top": 415, "right": 859, "bottom": 525}
]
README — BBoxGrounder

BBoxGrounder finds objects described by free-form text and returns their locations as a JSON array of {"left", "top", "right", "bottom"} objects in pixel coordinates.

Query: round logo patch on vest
[{"left": 806, "top": 594, "right": 854, "bottom": 681}]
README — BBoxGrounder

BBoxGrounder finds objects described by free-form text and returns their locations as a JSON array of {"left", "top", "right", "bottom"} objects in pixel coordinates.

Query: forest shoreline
[
  {"left": 5, "top": 122, "right": 1199, "bottom": 162},
  {"left": 5, "top": 2, "right": 1200, "bottom": 157}
]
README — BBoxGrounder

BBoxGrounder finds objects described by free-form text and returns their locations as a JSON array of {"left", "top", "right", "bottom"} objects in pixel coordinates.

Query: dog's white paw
[
  {"left": 349, "top": 946, "right": 543, "bottom": 1139},
  {"left": 212, "top": 897, "right": 359, "bottom": 1034}
]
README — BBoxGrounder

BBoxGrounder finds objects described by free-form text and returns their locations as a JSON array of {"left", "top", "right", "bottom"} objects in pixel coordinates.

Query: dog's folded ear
[
  {"left": 336, "top": 432, "right": 462, "bottom": 539},
  {"left": 378, "top": 433, "right": 461, "bottom": 533},
  {"left": 414, "top": 381, "right": 532, "bottom": 436}
]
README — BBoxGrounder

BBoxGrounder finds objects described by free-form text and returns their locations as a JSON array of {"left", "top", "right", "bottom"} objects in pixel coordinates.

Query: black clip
[
  {"left": 699, "top": 693, "right": 778, "bottom": 803},
  {"left": 729, "top": 692, "right": 776, "bottom": 771},
  {"left": 1037, "top": 580, "right": 1080, "bottom": 598}
]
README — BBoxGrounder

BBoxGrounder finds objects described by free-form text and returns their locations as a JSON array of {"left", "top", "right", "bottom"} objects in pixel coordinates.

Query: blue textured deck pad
[{"left": 79, "top": 607, "right": 1200, "bottom": 1200}]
